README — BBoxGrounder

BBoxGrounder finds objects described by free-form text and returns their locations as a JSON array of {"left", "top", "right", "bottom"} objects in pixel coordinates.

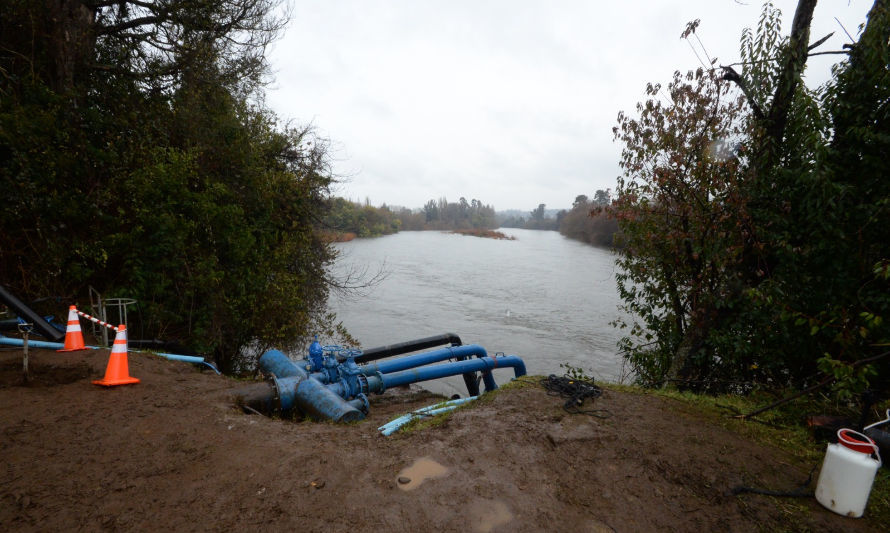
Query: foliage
[
  {"left": 418, "top": 197, "right": 497, "bottom": 231},
  {"left": 320, "top": 196, "right": 501, "bottom": 238},
  {"left": 323, "top": 198, "right": 401, "bottom": 238},
  {"left": 0, "top": 0, "right": 339, "bottom": 373},
  {"left": 606, "top": 381, "right": 890, "bottom": 527},
  {"left": 558, "top": 191, "right": 619, "bottom": 248},
  {"left": 498, "top": 204, "right": 561, "bottom": 230},
  {"left": 612, "top": 68, "right": 751, "bottom": 388},
  {"left": 558, "top": 362, "right": 595, "bottom": 382},
  {"left": 611, "top": 0, "right": 890, "bottom": 398}
]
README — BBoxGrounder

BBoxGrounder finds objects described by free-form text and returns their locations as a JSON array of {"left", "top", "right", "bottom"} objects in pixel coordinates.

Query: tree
[
  {"left": 593, "top": 189, "right": 611, "bottom": 206},
  {"left": 573, "top": 195, "right": 589, "bottom": 209},
  {"left": 612, "top": 0, "right": 890, "bottom": 395},
  {"left": 612, "top": 68, "right": 750, "bottom": 387},
  {"left": 1, "top": 0, "right": 284, "bottom": 95},
  {"left": 0, "top": 0, "right": 341, "bottom": 373},
  {"left": 423, "top": 199, "right": 439, "bottom": 222},
  {"left": 559, "top": 193, "right": 619, "bottom": 248}
]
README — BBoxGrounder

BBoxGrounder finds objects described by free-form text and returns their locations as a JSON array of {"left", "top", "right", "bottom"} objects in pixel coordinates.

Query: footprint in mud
[
  {"left": 396, "top": 456, "right": 449, "bottom": 491},
  {"left": 467, "top": 499, "right": 513, "bottom": 533}
]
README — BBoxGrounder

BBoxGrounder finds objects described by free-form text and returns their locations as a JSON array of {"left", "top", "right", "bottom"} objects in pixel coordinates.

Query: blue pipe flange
[{"left": 353, "top": 393, "right": 370, "bottom": 414}]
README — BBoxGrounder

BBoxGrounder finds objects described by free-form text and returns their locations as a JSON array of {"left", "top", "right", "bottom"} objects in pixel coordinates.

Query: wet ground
[{"left": 0, "top": 347, "right": 881, "bottom": 532}]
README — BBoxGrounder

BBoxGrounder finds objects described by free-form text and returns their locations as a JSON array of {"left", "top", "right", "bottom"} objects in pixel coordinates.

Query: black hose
[{"left": 541, "top": 374, "right": 611, "bottom": 418}]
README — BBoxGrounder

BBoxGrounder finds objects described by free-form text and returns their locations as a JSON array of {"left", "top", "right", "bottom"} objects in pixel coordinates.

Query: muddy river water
[{"left": 328, "top": 228, "right": 630, "bottom": 396}]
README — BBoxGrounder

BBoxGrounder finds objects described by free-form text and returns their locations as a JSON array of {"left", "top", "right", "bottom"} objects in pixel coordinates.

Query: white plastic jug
[{"left": 815, "top": 429, "right": 882, "bottom": 518}]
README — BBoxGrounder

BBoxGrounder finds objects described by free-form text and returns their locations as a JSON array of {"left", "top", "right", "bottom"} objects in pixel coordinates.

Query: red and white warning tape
[{"left": 75, "top": 309, "right": 120, "bottom": 332}]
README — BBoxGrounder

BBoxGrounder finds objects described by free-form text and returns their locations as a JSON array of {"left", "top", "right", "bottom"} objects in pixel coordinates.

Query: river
[{"left": 328, "top": 228, "right": 629, "bottom": 396}]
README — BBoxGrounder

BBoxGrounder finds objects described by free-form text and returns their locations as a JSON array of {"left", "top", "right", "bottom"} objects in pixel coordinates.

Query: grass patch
[
  {"left": 605, "top": 382, "right": 890, "bottom": 525},
  {"left": 394, "top": 377, "right": 540, "bottom": 434}
]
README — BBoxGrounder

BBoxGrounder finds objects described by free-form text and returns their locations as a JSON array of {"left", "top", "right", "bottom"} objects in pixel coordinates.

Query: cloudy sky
[{"left": 265, "top": 1, "right": 872, "bottom": 211}]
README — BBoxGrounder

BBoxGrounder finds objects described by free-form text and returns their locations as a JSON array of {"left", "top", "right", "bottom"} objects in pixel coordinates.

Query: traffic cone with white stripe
[
  {"left": 92, "top": 325, "right": 139, "bottom": 386},
  {"left": 57, "top": 305, "right": 88, "bottom": 352}
]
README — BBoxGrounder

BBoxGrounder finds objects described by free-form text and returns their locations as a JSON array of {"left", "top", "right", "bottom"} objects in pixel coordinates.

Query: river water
[{"left": 328, "top": 228, "right": 629, "bottom": 396}]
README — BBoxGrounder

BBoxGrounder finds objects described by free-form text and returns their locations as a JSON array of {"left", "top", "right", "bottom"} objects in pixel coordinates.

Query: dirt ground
[{"left": 0, "top": 346, "right": 881, "bottom": 532}]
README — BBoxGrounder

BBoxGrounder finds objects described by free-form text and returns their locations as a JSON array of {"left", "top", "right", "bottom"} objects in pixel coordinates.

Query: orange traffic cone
[
  {"left": 92, "top": 325, "right": 140, "bottom": 387},
  {"left": 57, "top": 305, "right": 88, "bottom": 352}
]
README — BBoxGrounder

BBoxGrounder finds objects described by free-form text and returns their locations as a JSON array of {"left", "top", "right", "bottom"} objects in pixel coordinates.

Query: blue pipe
[
  {"left": 363, "top": 344, "right": 486, "bottom": 373},
  {"left": 258, "top": 350, "right": 364, "bottom": 422},
  {"left": 380, "top": 404, "right": 465, "bottom": 436},
  {"left": 0, "top": 335, "right": 98, "bottom": 350},
  {"left": 156, "top": 352, "right": 221, "bottom": 374},
  {"left": 254, "top": 349, "right": 527, "bottom": 423},
  {"left": 378, "top": 396, "right": 478, "bottom": 434},
  {"left": 259, "top": 348, "right": 314, "bottom": 378},
  {"left": 378, "top": 355, "right": 526, "bottom": 391},
  {"left": 361, "top": 344, "right": 497, "bottom": 392},
  {"left": 0, "top": 335, "right": 219, "bottom": 373}
]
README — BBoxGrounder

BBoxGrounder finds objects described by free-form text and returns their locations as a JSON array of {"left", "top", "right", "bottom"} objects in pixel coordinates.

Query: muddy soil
[{"left": 0, "top": 347, "right": 880, "bottom": 532}]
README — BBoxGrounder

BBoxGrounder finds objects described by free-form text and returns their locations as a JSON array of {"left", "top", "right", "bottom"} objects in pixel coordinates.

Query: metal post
[
  {"left": 89, "top": 286, "right": 108, "bottom": 347},
  {"left": 18, "top": 322, "right": 32, "bottom": 383}
]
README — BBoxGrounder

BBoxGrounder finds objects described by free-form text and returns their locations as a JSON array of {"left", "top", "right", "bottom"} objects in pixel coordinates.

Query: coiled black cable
[{"left": 541, "top": 374, "right": 611, "bottom": 418}]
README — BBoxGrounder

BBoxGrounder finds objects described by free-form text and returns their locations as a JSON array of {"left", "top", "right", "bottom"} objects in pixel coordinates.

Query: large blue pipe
[
  {"left": 379, "top": 355, "right": 526, "bottom": 391},
  {"left": 258, "top": 350, "right": 364, "bottom": 422},
  {"left": 273, "top": 374, "right": 364, "bottom": 422},
  {"left": 254, "top": 349, "right": 527, "bottom": 422}
]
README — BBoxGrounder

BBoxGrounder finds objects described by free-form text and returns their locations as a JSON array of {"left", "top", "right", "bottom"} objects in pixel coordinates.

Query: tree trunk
[{"left": 42, "top": 0, "right": 96, "bottom": 92}]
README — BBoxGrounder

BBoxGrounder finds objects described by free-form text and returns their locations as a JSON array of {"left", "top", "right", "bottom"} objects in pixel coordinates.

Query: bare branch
[
  {"left": 96, "top": 15, "right": 163, "bottom": 36},
  {"left": 808, "top": 50, "right": 851, "bottom": 57},
  {"left": 807, "top": 31, "right": 834, "bottom": 51},
  {"left": 720, "top": 65, "right": 765, "bottom": 120}
]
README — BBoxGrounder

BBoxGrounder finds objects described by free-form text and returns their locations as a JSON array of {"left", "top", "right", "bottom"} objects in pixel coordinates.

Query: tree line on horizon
[
  {"left": 322, "top": 196, "right": 498, "bottom": 237},
  {"left": 498, "top": 190, "right": 619, "bottom": 248},
  {"left": 324, "top": 192, "right": 620, "bottom": 248}
]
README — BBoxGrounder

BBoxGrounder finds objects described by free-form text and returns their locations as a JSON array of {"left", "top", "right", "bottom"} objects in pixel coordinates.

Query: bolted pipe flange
[{"left": 356, "top": 374, "right": 370, "bottom": 395}]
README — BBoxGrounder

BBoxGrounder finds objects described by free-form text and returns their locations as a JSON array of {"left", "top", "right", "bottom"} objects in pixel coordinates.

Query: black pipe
[
  {"left": 353, "top": 333, "right": 463, "bottom": 363},
  {"left": 352, "top": 333, "right": 480, "bottom": 397},
  {"left": 0, "top": 284, "right": 65, "bottom": 342}
]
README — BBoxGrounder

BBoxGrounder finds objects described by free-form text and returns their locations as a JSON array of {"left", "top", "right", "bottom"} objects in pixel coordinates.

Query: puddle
[
  {"left": 396, "top": 457, "right": 449, "bottom": 491},
  {"left": 469, "top": 499, "right": 513, "bottom": 533}
]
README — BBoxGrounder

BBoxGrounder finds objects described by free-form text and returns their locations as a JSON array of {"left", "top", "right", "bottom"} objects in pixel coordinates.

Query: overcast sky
[{"left": 265, "top": 1, "right": 872, "bottom": 211}]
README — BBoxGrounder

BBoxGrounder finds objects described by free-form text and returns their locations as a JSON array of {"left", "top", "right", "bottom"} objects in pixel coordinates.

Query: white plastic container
[{"left": 815, "top": 429, "right": 882, "bottom": 518}]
